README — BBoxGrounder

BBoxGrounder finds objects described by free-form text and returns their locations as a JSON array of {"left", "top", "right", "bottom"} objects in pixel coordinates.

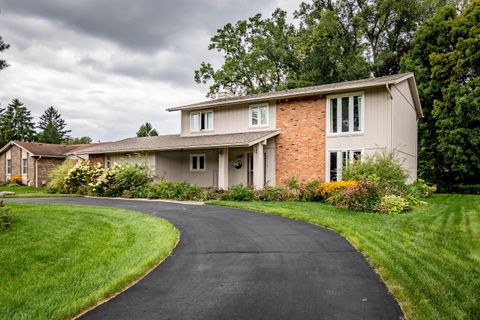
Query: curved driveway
[{"left": 8, "top": 197, "right": 402, "bottom": 320}]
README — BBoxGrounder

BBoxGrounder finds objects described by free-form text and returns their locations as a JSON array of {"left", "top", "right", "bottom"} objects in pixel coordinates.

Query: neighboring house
[
  {"left": 73, "top": 72, "right": 422, "bottom": 189},
  {"left": 0, "top": 141, "right": 96, "bottom": 187}
]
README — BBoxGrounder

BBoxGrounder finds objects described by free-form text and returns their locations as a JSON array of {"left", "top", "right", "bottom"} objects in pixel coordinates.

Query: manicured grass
[
  {"left": 0, "top": 186, "right": 73, "bottom": 198},
  {"left": 211, "top": 194, "right": 480, "bottom": 320},
  {"left": 0, "top": 203, "right": 179, "bottom": 320}
]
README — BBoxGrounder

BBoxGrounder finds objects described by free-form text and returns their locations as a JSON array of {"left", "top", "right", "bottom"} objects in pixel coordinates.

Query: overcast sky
[{"left": 0, "top": 0, "right": 302, "bottom": 142}]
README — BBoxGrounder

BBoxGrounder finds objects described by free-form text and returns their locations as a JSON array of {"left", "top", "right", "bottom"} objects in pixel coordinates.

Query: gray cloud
[{"left": 0, "top": 0, "right": 302, "bottom": 141}]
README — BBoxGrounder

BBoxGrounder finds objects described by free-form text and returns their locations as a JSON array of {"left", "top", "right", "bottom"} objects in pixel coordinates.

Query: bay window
[{"left": 328, "top": 93, "right": 364, "bottom": 134}]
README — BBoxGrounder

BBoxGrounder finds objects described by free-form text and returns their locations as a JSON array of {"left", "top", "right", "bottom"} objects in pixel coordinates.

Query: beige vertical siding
[
  {"left": 180, "top": 103, "right": 276, "bottom": 136},
  {"left": 156, "top": 149, "right": 219, "bottom": 187},
  {"left": 392, "top": 80, "right": 418, "bottom": 181},
  {"left": 326, "top": 88, "right": 390, "bottom": 153}
]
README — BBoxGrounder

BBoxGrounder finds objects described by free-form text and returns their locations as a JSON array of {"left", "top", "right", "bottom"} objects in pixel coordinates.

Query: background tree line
[
  {"left": 196, "top": 0, "right": 478, "bottom": 188},
  {"left": 0, "top": 99, "right": 92, "bottom": 147}
]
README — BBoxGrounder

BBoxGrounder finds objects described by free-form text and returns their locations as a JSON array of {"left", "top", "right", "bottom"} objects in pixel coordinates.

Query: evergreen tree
[
  {"left": 0, "top": 99, "right": 36, "bottom": 147},
  {"left": 136, "top": 122, "right": 158, "bottom": 137},
  {"left": 37, "top": 106, "right": 71, "bottom": 144}
]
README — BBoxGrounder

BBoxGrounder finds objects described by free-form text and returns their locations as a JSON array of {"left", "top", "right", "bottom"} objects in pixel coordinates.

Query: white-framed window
[
  {"left": 249, "top": 104, "right": 269, "bottom": 127},
  {"left": 327, "top": 92, "right": 364, "bottom": 135},
  {"left": 190, "top": 110, "right": 214, "bottom": 132},
  {"left": 106, "top": 156, "right": 112, "bottom": 169},
  {"left": 190, "top": 154, "right": 206, "bottom": 172},
  {"left": 6, "top": 159, "right": 12, "bottom": 175},
  {"left": 22, "top": 158, "right": 28, "bottom": 175},
  {"left": 327, "top": 149, "right": 363, "bottom": 182}
]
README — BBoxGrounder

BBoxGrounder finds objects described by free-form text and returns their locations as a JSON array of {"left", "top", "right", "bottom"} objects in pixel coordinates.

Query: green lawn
[
  {"left": 211, "top": 194, "right": 480, "bottom": 320},
  {"left": 0, "top": 186, "right": 72, "bottom": 198},
  {"left": 0, "top": 203, "right": 179, "bottom": 320}
]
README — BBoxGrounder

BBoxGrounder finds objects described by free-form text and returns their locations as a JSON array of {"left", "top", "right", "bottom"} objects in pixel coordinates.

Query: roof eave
[{"left": 166, "top": 80, "right": 403, "bottom": 112}]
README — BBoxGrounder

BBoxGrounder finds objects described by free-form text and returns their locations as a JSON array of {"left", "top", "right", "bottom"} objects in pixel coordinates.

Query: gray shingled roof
[
  {"left": 167, "top": 73, "right": 417, "bottom": 112},
  {"left": 0, "top": 141, "right": 101, "bottom": 157},
  {"left": 72, "top": 130, "right": 280, "bottom": 155}
]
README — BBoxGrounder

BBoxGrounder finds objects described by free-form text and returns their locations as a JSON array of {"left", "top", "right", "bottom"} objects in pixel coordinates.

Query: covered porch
[{"left": 77, "top": 130, "right": 280, "bottom": 190}]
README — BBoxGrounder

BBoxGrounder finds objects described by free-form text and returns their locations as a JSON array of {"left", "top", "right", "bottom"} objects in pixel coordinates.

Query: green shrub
[
  {"left": 254, "top": 186, "right": 291, "bottom": 201},
  {"left": 126, "top": 185, "right": 159, "bottom": 199},
  {"left": 408, "top": 179, "right": 436, "bottom": 198},
  {"left": 221, "top": 184, "right": 255, "bottom": 201},
  {"left": 91, "top": 163, "right": 151, "bottom": 197},
  {"left": 376, "top": 195, "right": 410, "bottom": 214},
  {"left": 47, "top": 159, "right": 76, "bottom": 193},
  {"left": 0, "top": 202, "right": 12, "bottom": 230},
  {"left": 154, "top": 181, "right": 205, "bottom": 201},
  {"left": 336, "top": 181, "right": 380, "bottom": 212},
  {"left": 342, "top": 152, "right": 408, "bottom": 195},
  {"left": 64, "top": 160, "right": 104, "bottom": 194},
  {"left": 452, "top": 184, "right": 480, "bottom": 195},
  {"left": 300, "top": 180, "right": 322, "bottom": 201}
]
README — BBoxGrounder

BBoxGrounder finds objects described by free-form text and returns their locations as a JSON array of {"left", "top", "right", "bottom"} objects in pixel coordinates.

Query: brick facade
[
  {"left": 275, "top": 96, "right": 326, "bottom": 185},
  {"left": 89, "top": 154, "right": 105, "bottom": 167},
  {"left": 37, "top": 158, "right": 65, "bottom": 186},
  {"left": 10, "top": 145, "right": 22, "bottom": 177}
]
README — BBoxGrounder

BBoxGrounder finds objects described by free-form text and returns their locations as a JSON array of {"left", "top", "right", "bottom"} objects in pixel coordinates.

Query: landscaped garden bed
[{"left": 0, "top": 203, "right": 179, "bottom": 320}]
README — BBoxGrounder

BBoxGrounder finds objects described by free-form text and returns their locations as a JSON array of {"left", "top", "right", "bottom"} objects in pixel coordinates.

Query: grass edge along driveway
[
  {"left": 0, "top": 203, "right": 179, "bottom": 320},
  {"left": 210, "top": 194, "right": 480, "bottom": 320}
]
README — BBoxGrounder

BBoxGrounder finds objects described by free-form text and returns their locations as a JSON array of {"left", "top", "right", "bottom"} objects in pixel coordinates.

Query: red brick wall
[
  {"left": 37, "top": 158, "right": 65, "bottom": 187},
  {"left": 89, "top": 154, "right": 105, "bottom": 167},
  {"left": 275, "top": 96, "right": 326, "bottom": 185}
]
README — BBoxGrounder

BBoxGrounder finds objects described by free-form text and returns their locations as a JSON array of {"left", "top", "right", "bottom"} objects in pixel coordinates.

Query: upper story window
[
  {"left": 191, "top": 110, "right": 214, "bottom": 132},
  {"left": 327, "top": 93, "right": 364, "bottom": 134},
  {"left": 250, "top": 104, "right": 269, "bottom": 127}
]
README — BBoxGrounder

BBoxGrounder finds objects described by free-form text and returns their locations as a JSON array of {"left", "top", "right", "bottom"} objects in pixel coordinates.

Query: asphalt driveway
[{"left": 7, "top": 197, "right": 403, "bottom": 320}]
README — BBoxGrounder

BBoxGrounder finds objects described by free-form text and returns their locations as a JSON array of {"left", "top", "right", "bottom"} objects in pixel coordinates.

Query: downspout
[{"left": 35, "top": 156, "right": 42, "bottom": 188}]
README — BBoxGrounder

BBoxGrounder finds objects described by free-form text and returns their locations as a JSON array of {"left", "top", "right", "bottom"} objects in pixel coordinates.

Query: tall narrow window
[
  {"left": 341, "top": 97, "right": 349, "bottom": 132},
  {"left": 330, "top": 98, "right": 337, "bottom": 133},
  {"left": 353, "top": 96, "right": 361, "bottom": 132},
  {"left": 329, "top": 152, "right": 338, "bottom": 182},
  {"left": 328, "top": 93, "right": 364, "bottom": 134},
  {"left": 191, "top": 111, "right": 213, "bottom": 132},
  {"left": 250, "top": 104, "right": 268, "bottom": 127},
  {"left": 6, "top": 159, "right": 12, "bottom": 175},
  {"left": 22, "top": 159, "right": 28, "bottom": 175}
]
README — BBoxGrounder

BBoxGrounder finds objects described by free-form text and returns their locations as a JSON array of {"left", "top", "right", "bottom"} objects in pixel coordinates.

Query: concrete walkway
[{"left": 8, "top": 197, "right": 403, "bottom": 320}]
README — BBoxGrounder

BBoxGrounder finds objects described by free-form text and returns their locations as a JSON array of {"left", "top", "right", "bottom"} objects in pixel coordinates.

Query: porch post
[
  {"left": 253, "top": 142, "right": 265, "bottom": 190},
  {"left": 218, "top": 148, "right": 229, "bottom": 190}
]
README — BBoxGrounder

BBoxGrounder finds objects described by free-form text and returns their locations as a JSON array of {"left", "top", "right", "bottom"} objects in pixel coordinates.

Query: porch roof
[{"left": 71, "top": 130, "right": 280, "bottom": 155}]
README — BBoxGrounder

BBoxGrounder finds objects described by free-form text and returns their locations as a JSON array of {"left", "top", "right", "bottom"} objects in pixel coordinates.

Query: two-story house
[{"left": 72, "top": 72, "right": 422, "bottom": 189}]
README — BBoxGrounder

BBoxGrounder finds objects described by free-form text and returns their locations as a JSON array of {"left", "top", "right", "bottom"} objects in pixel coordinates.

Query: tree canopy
[
  {"left": 401, "top": 0, "right": 480, "bottom": 186},
  {"left": 37, "top": 106, "right": 71, "bottom": 144},
  {"left": 65, "top": 136, "right": 93, "bottom": 145},
  {"left": 136, "top": 122, "right": 159, "bottom": 137},
  {"left": 195, "top": 0, "right": 450, "bottom": 97}
]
